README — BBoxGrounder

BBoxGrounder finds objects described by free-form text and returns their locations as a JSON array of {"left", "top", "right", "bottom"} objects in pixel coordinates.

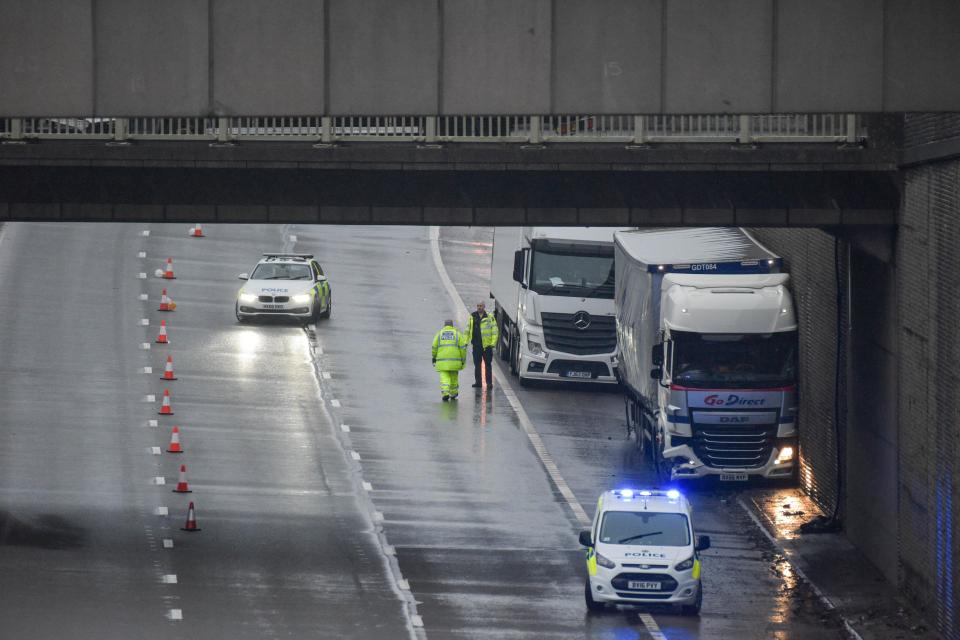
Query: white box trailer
[
  {"left": 615, "top": 228, "right": 799, "bottom": 482},
  {"left": 490, "top": 227, "right": 632, "bottom": 385}
]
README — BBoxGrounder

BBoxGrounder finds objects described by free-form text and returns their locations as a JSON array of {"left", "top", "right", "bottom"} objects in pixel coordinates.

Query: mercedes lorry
[
  {"left": 614, "top": 228, "right": 798, "bottom": 482},
  {"left": 490, "top": 227, "right": 632, "bottom": 385}
]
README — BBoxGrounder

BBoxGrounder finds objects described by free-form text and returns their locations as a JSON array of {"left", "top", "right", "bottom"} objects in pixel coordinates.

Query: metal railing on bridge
[{"left": 0, "top": 114, "right": 863, "bottom": 145}]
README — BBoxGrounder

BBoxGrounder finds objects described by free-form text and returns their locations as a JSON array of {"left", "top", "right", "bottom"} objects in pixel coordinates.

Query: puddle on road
[{"left": 0, "top": 511, "right": 86, "bottom": 549}]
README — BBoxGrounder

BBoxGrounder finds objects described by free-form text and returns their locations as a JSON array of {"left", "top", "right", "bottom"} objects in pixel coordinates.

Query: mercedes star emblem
[{"left": 573, "top": 310, "right": 592, "bottom": 330}]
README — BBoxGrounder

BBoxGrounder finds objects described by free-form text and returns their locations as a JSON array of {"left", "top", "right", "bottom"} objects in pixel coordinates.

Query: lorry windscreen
[
  {"left": 599, "top": 511, "right": 691, "bottom": 546},
  {"left": 671, "top": 331, "right": 797, "bottom": 389},
  {"left": 529, "top": 242, "right": 615, "bottom": 298}
]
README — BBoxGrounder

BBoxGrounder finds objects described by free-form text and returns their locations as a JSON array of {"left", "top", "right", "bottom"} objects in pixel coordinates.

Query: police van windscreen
[
  {"left": 528, "top": 241, "right": 615, "bottom": 298},
  {"left": 599, "top": 512, "right": 691, "bottom": 546},
  {"left": 250, "top": 263, "right": 313, "bottom": 280},
  {"left": 671, "top": 331, "right": 797, "bottom": 389}
]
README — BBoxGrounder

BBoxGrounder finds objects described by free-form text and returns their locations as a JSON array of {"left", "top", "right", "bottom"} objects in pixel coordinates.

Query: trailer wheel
[
  {"left": 653, "top": 429, "right": 670, "bottom": 482},
  {"left": 623, "top": 396, "right": 633, "bottom": 440},
  {"left": 509, "top": 328, "right": 519, "bottom": 376}
]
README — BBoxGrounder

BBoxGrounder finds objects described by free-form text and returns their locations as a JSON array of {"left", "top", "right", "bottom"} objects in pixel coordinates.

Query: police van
[
  {"left": 236, "top": 253, "right": 331, "bottom": 323},
  {"left": 579, "top": 489, "right": 710, "bottom": 615}
]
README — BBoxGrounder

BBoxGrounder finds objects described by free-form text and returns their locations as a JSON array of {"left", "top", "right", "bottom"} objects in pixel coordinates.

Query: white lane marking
[
  {"left": 150, "top": 447, "right": 162, "bottom": 455},
  {"left": 166, "top": 609, "right": 182, "bottom": 621},
  {"left": 139, "top": 293, "right": 148, "bottom": 301},
  {"left": 322, "top": 371, "right": 332, "bottom": 379},
  {"left": 140, "top": 318, "right": 149, "bottom": 326},
  {"left": 141, "top": 342, "right": 151, "bottom": 350},
  {"left": 143, "top": 366, "right": 153, "bottom": 374},
  {"left": 161, "top": 574, "right": 178, "bottom": 584},
  {"left": 411, "top": 615, "right": 424, "bottom": 628},
  {"left": 639, "top": 613, "right": 667, "bottom": 640},
  {"left": 154, "top": 506, "right": 168, "bottom": 516},
  {"left": 288, "top": 234, "right": 298, "bottom": 243},
  {"left": 163, "top": 539, "right": 174, "bottom": 549},
  {"left": 362, "top": 481, "right": 373, "bottom": 491},
  {"left": 153, "top": 476, "right": 166, "bottom": 485},
  {"left": 138, "top": 272, "right": 147, "bottom": 279},
  {"left": 331, "top": 399, "right": 341, "bottom": 407},
  {"left": 145, "top": 394, "right": 156, "bottom": 402},
  {"left": 138, "top": 251, "right": 147, "bottom": 258},
  {"left": 340, "top": 424, "right": 350, "bottom": 432},
  {"left": 398, "top": 579, "right": 410, "bottom": 590},
  {"left": 429, "top": 226, "right": 591, "bottom": 527},
  {"left": 350, "top": 451, "right": 362, "bottom": 461},
  {"left": 372, "top": 511, "right": 384, "bottom": 522},
  {"left": 737, "top": 497, "right": 864, "bottom": 640},
  {"left": 148, "top": 419, "right": 158, "bottom": 428},
  {"left": 141, "top": 230, "right": 150, "bottom": 237},
  {"left": 384, "top": 544, "right": 396, "bottom": 556}
]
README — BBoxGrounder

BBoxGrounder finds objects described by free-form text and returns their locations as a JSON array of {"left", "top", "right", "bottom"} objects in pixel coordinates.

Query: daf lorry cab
[
  {"left": 580, "top": 488, "right": 710, "bottom": 615},
  {"left": 490, "top": 227, "right": 632, "bottom": 385},
  {"left": 615, "top": 228, "right": 798, "bottom": 482}
]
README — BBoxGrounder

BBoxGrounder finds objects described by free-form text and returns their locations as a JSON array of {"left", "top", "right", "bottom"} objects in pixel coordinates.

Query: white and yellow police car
[
  {"left": 579, "top": 488, "right": 710, "bottom": 615},
  {"left": 235, "top": 253, "right": 331, "bottom": 323}
]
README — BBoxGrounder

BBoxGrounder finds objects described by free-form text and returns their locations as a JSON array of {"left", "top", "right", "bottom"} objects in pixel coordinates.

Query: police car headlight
[
  {"left": 239, "top": 293, "right": 257, "bottom": 303},
  {"left": 674, "top": 555, "right": 695, "bottom": 572},
  {"left": 292, "top": 293, "right": 311, "bottom": 304},
  {"left": 595, "top": 552, "right": 616, "bottom": 569}
]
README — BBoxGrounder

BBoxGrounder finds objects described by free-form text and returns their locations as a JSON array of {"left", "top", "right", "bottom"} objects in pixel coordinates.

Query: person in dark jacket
[{"left": 466, "top": 301, "right": 499, "bottom": 388}]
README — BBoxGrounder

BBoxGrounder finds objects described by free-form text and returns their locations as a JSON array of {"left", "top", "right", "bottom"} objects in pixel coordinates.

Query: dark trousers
[{"left": 473, "top": 345, "right": 493, "bottom": 385}]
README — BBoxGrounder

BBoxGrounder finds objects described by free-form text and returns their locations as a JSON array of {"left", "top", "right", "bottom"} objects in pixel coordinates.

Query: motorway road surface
[{"left": 0, "top": 222, "right": 846, "bottom": 639}]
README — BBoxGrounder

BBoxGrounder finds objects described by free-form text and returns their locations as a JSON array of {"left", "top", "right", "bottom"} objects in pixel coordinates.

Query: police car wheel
[
  {"left": 319, "top": 293, "right": 331, "bottom": 319},
  {"left": 235, "top": 302, "right": 248, "bottom": 323},
  {"left": 680, "top": 584, "right": 702, "bottom": 616},
  {"left": 584, "top": 578, "right": 605, "bottom": 613}
]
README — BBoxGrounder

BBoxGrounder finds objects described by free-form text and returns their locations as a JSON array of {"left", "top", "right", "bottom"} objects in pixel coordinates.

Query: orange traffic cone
[
  {"left": 167, "top": 425, "right": 183, "bottom": 452},
  {"left": 158, "top": 288, "right": 175, "bottom": 312},
  {"left": 190, "top": 224, "right": 204, "bottom": 238},
  {"left": 181, "top": 501, "right": 201, "bottom": 532},
  {"left": 162, "top": 258, "right": 176, "bottom": 280},
  {"left": 173, "top": 464, "right": 192, "bottom": 493},
  {"left": 155, "top": 320, "right": 169, "bottom": 344},
  {"left": 158, "top": 389, "right": 174, "bottom": 415},
  {"left": 161, "top": 355, "right": 177, "bottom": 380}
]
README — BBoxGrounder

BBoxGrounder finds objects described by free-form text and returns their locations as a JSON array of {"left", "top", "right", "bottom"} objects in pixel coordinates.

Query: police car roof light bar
[{"left": 262, "top": 253, "right": 314, "bottom": 260}]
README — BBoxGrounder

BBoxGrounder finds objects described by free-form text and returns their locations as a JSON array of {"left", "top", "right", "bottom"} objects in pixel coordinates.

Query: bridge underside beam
[{"left": 0, "top": 166, "right": 897, "bottom": 227}]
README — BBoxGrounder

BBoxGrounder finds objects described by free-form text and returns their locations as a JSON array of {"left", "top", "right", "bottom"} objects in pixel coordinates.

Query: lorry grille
[
  {"left": 546, "top": 360, "right": 611, "bottom": 378},
  {"left": 540, "top": 312, "right": 616, "bottom": 355},
  {"left": 691, "top": 422, "right": 777, "bottom": 469}
]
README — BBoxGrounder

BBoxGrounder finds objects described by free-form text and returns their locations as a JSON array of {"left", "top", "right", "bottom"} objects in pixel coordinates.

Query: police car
[
  {"left": 235, "top": 253, "right": 331, "bottom": 323},
  {"left": 579, "top": 489, "right": 710, "bottom": 615}
]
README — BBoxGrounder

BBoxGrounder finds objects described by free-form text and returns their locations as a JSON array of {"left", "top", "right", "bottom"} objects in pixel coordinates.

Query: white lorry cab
[
  {"left": 579, "top": 488, "right": 710, "bottom": 615},
  {"left": 490, "top": 227, "right": 632, "bottom": 385}
]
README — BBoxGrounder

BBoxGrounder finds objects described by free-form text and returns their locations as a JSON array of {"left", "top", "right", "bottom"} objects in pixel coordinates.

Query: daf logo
[{"left": 573, "top": 311, "right": 592, "bottom": 330}]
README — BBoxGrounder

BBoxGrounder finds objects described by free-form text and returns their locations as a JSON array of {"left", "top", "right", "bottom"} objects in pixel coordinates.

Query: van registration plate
[
  {"left": 720, "top": 473, "right": 748, "bottom": 481},
  {"left": 627, "top": 581, "right": 661, "bottom": 590},
  {"left": 565, "top": 371, "right": 592, "bottom": 379}
]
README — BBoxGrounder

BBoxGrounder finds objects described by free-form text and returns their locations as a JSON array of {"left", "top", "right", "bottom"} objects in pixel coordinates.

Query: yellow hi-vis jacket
[
  {"left": 466, "top": 312, "right": 499, "bottom": 349},
  {"left": 432, "top": 325, "right": 467, "bottom": 371}
]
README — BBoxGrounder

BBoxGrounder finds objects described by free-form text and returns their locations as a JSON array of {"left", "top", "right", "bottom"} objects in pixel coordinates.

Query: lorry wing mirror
[
  {"left": 651, "top": 343, "right": 663, "bottom": 366},
  {"left": 512, "top": 250, "right": 526, "bottom": 285},
  {"left": 695, "top": 535, "right": 711, "bottom": 551},
  {"left": 650, "top": 367, "right": 662, "bottom": 380},
  {"left": 578, "top": 530, "right": 593, "bottom": 547}
]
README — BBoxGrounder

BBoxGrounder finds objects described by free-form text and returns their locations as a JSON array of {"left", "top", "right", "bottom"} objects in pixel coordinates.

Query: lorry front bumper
[
  {"left": 518, "top": 349, "right": 618, "bottom": 384},
  {"left": 663, "top": 439, "right": 796, "bottom": 481},
  {"left": 588, "top": 572, "right": 699, "bottom": 607}
]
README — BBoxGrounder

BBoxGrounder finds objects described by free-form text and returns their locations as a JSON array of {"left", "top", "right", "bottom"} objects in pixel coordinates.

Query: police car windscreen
[
  {"left": 599, "top": 512, "right": 691, "bottom": 546},
  {"left": 251, "top": 264, "right": 313, "bottom": 280}
]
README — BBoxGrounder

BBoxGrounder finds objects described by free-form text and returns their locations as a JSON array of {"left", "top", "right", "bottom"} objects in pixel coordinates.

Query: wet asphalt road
[{"left": 0, "top": 222, "right": 845, "bottom": 639}]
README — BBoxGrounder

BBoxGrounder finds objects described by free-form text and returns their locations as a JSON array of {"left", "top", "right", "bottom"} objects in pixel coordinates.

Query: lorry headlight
[
  {"left": 239, "top": 293, "right": 257, "bottom": 303},
  {"left": 775, "top": 446, "right": 794, "bottom": 464},
  {"left": 527, "top": 337, "right": 545, "bottom": 357},
  {"left": 674, "top": 555, "right": 695, "bottom": 571},
  {"left": 595, "top": 552, "right": 616, "bottom": 569},
  {"left": 292, "top": 293, "right": 311, "bottom": 304}
]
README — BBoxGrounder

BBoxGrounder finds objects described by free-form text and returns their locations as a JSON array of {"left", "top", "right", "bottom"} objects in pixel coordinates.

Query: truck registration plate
[
  {"left": 565, "top": 371, "right": 592, "bottom": 379},
  {"left": 627, "top": 581, "right": 661, "bottom": 590},
  {"left": 720, "top": 473, "right": 748, "bottom": 481}
]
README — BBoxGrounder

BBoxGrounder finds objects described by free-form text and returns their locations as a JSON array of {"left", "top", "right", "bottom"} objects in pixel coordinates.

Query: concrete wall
[{"left": 3, "top": 0, "right": 960, "bottom": 116}]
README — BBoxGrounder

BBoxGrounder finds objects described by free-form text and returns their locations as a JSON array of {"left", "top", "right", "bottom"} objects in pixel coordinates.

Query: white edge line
[
  {"left": 737, "top": 496, "right": 864, "bottom": 640},
  {"left": 429, "top": 226, "right": 591, "bottom": 527},
  {"left": 638, "top": 613, "right": 668, "bottom": 640}
]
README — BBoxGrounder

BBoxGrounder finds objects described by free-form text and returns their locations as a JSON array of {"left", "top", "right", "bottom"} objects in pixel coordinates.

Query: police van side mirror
[
  {"left": 578, "top": 530, "right": 593, "bottom": 547},
  {"left": 695, "top": 535, "right": 711, "bottom": 551},
  {"left": 238, "top": 273, "right": 249, "bottom": 280},
  {"left": 651, "top": 343, "right": 664, "bottom": 366}
]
